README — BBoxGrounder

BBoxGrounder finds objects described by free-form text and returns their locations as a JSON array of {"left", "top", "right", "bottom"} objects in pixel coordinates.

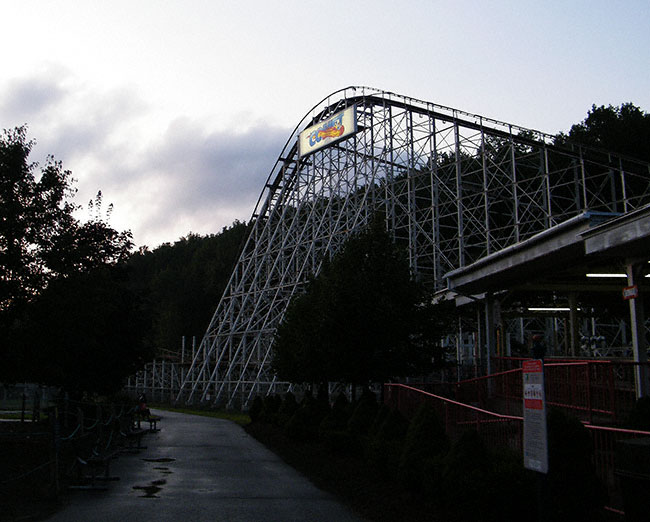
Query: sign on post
[
  {"left": 623, "top": 285, "right": 638, "bottom": 300},
  {"left": 523, "top": 359, "right": 548, "bottom": 473}
]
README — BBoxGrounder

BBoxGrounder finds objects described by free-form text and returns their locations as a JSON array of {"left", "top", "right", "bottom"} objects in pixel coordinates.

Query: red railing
[
  {"left": 384, "top": 383, "right": 523, "bottom": 452},
  {"left": 446, "top": 359, "right": 647, "bottom": 425},
  {"left": 385, "top": 382, "right": 650, "bottom": 515}
]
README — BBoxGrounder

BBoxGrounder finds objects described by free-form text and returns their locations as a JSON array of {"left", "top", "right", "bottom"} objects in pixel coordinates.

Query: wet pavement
[{"left": 46, "top": 410, "right": 364, "bottom": 522}]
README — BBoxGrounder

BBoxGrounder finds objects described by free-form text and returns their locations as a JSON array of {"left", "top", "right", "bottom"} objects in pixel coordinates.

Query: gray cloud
[
  {"left": 1, "top": 68, "right": 291, "bottom": 247},
  {"left": 132, "top": 117, "right": 289, "bottom": 245},
  {"left": 0, "top": 72, "right": 66, "bottom": 125}
]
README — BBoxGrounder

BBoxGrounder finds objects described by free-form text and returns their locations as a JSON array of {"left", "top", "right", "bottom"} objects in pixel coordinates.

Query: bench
[
  {"left": 117, "top": 415, "right": 147, "bottom": 453},
  {"left": 69, "top": 450, "right": 120, "bottom": 490},
  {"left": 134, "top": 412, "right": 162, "bottom": 432},
  {"left": 68, "top": 434, "right": 120, "bottom": 490}
]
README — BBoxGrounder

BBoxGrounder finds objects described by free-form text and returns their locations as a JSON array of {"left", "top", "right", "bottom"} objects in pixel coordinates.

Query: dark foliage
[
  {"left": 366, "top": 407, "right": 409, "bottom": 476},
  {"left": 273, "top": 221, "right": 432, "bottom": 387},
  {"left": 285, "top": 394, "right": 330, "bottom": 442},
  {"left": 248, "top": 396, "right": 264, "bottom": 423},
  {"left": 13, "top": 266, "right": 151, "bottom": 394},
  {"left": 276, "top": 391, "right": 299, "bottom": 426},
  {"left": 545, "top": 408, "right": 606, "bottom": 521},
  {"left": 347, "top": 390, "right": 379, "bottom": 436},
  {"left": 126, "top": 222, "right": 248, "bottom": 352},
  {"left": 0, "top": 127, "right": 132, "bottom": 311},
  {"left": 625, "top": 396, "right": 650, "bottom": 430},
  {"left": 556, "top": 102, "right": 650, "bottom": 162},
  {"left": 318, "top": 393, "right": 351, "bottom": 435},
  {"left": 398, "top": 401, "right": 449, "bottom": 492},
  {"left": 439, "top": 430, "right": 491, "bottom": 519}
]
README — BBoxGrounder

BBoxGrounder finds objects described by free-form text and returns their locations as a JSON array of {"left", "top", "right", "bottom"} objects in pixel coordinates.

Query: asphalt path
[{"left": 46, "top": 410, "right": 365, "bottom": 522}]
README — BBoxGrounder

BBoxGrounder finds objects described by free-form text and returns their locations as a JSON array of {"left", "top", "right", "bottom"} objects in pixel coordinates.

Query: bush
[
  {"left": 484, "top": 448, "right": 535, "bottom": 521},
  {"left": 439, "top": 430, "right": 491, "bottom": 519},
  {"left": 368, "top": 403, "right": 390, "bottom": 438},
  {"left": 276, "top": 392, "right": 299, "bottom": 426},
  {"left": 545, "top": 408, "right": 605, "bottom": 521},
  {"left": 284, "top": 394, "right": 330, "bottom": 442},
  {"left": 625, "top": 396, "right": 650, "bottom": 430},
  {"left": 366, "top": 407, "right": 409, "bottom": 476},
  {"left": 249, "top": 396, "right": 264, "bottom": 423},
  {"left": 319, "top": 394, "right": 350, "bottom": 437},
  {"left": 398, "top": 401, "right": 449, "bottom": 493},
  {"left": 347, "top": 391, "right": 378, "bottom": 436},
  {"left": 260, "top": 394, "right": 282, "bottom": 425}
]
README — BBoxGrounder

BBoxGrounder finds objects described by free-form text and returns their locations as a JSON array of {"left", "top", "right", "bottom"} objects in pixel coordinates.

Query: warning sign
[
  {"left": 523, "top": 359, "right": 548, "bottom": 473},
  {"left": 622, "top": 285, "right": 638, "bottom": 300}
]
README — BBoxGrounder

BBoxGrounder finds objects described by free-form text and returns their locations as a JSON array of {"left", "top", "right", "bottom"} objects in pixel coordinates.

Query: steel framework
[{"left": 172, "top": 86, "right": 650, "bottom": 408}]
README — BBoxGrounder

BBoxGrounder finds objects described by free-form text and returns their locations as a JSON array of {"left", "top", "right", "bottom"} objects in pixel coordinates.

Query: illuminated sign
[{"left": 298, "top": 106, "right": 357, "bottom": 157}]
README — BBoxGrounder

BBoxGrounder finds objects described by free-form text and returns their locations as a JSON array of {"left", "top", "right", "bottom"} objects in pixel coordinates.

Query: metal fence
[
  {"left": 0, "top": 383, "right": 59, "bottom": 422},
  {"left": 446, "top": 359, "right": 647, "bottom": 424},
  {"left": 384, "top": 382, "right": 650, "bottom": 515},
  {"left": 0, "top": 388, "right": 145, "bottom": 504}
]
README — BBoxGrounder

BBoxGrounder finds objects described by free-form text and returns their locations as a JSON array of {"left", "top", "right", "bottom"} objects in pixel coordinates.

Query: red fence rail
[
  {"left": 443, "top": 359, "right": 647, "bottom": 425},
  {"left": 384, "top": 382, "right": 650, "bottom": 515},
  {"left": 384, "top": 384, "right": 523, "bottom": 452}
]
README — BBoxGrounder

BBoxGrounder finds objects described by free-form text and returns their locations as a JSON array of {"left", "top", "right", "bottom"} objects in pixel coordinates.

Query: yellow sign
[{"left": 298, "top": 106, "right": 357, "bottom": 157}]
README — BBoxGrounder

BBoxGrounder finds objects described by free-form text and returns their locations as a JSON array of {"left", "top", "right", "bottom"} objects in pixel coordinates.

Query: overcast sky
[{"left": 1, "top": 0, "right": 649, "bottom": 248}]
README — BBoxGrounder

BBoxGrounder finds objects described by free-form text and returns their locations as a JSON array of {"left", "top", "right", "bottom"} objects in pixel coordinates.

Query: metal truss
[
  {"left": 126, "top": 358, "right": 185, "bottom": 403},
  {"left": 173, "top": 86, "right": 650, "bottom": 408}
]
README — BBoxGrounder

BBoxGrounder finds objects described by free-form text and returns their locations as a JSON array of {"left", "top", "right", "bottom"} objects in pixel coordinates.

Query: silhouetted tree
[
  {"left": 272, "top": 222, "right": 433, "bottom": 388},
  {"left": 0, "top": 127, "right": 133, "bottom": 311},
  {"left": 18, "top": 266, "right": 151, "bottom": 395},
  {"left": 556, "top": 102, "right": 650, "bottom": 162},
  {"left": 1, "top": 126, "right": 134, "bottom": 389},
  {"left": 126, "top": 221, "right": 249, "bottom": 352}
]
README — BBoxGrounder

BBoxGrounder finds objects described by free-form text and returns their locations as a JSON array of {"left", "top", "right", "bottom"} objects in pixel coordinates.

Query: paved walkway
[{"left": 46, "top": 410, "right": 364, "bottom": 522}]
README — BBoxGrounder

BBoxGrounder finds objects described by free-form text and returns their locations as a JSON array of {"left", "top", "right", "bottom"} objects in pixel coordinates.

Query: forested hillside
[{"left": 128, "top": 221, "right": 249, "bottom": 355}]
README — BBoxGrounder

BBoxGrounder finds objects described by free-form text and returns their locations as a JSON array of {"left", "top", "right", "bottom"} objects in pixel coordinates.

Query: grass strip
[{"left": 149, "top": 404, "right": 251, "bottom": 426}]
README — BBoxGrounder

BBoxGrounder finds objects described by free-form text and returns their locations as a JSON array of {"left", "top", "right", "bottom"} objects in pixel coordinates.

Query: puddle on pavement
[
  {"left": 153, "top": 466, "right": 174, "bottom": 475},
  {"left": 133, "top": 479, "right": 167, "bottom": 498}
]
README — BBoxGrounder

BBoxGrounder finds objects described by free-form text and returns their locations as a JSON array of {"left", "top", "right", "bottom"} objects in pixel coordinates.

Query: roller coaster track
[{"left": 174, "top": 86, "right": 650, "bottom": 408}]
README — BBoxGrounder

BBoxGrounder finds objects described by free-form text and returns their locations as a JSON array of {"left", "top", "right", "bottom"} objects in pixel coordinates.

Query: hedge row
[{"left": 250, "top": 391, "right": 608, "bottom": 521}]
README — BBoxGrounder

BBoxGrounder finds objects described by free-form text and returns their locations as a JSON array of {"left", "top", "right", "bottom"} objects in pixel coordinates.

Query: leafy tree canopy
[
  {"left": 556, "top": 102, "right": 650, "bottom": 162},
  {"left": 0, "top": 126, "right": 133, "bottom": 311},
  {"left": 126, "top": 221, "right": 248, "bottom": 353},
  {"left": 272, "top": 221, "right": 439, "bottom": 388},
  {"left": 1, "top": 126, "right": 135, "bottom": 392}
]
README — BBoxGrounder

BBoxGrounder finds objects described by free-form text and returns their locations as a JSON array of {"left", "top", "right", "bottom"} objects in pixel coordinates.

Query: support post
[
  {"left": 485, "top": 293, "right": 497, "bottom": 379},
  {"left": 626, "top": 261, "right": 648, "bottom": 398},
  {"left": 568, "top": 292, "right": 579, "bottom": 357}
]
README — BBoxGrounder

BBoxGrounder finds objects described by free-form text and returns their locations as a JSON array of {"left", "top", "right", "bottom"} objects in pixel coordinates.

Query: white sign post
[{"left": 523, "top": 359, "right": 548, "bottom": 474}]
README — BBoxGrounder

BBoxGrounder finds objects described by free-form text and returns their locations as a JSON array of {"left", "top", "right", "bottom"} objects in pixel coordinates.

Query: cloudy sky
[{"left": 1, "top": 1, "right": 649, "bottom": 248}]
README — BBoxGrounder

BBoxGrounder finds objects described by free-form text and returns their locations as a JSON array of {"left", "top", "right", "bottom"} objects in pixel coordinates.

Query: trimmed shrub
[
  {"left": 398, "top": 401, "right": 449, "bottom": 493},
  {"left": 439, "top": 429, "right": 491, "bottom": 519},
  {"left": 625, "top": 396, "right": 650, "bottom": 430},
  {"left": 347, "top": 391, "right": 378, "bottom": 436},
  {"left": 368, "top": 404, "right": 390, "bottom": 438},
  {"left": 484, "top": 448, "right": 535, "bottom": 522},
  {"left": 366, "top": 408, "right": 409, "bottom": 476},
  {"left": 319, "top": 394, "right": 350, "bottom": 435},
  {"left": 545, "top": 408, "right": 605, "bottom": 522},
  {"left": 249, "top": 395, "right": 264, "bottom": 423},
  {"left": 284, "top": 394, "right": 330, "bottom": 442},
  {"left": 260, "top": 394, "right": 282, "bottom": 425},
  {"left": 276, "top": 391, "right": 299, "bottom": 427}
]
